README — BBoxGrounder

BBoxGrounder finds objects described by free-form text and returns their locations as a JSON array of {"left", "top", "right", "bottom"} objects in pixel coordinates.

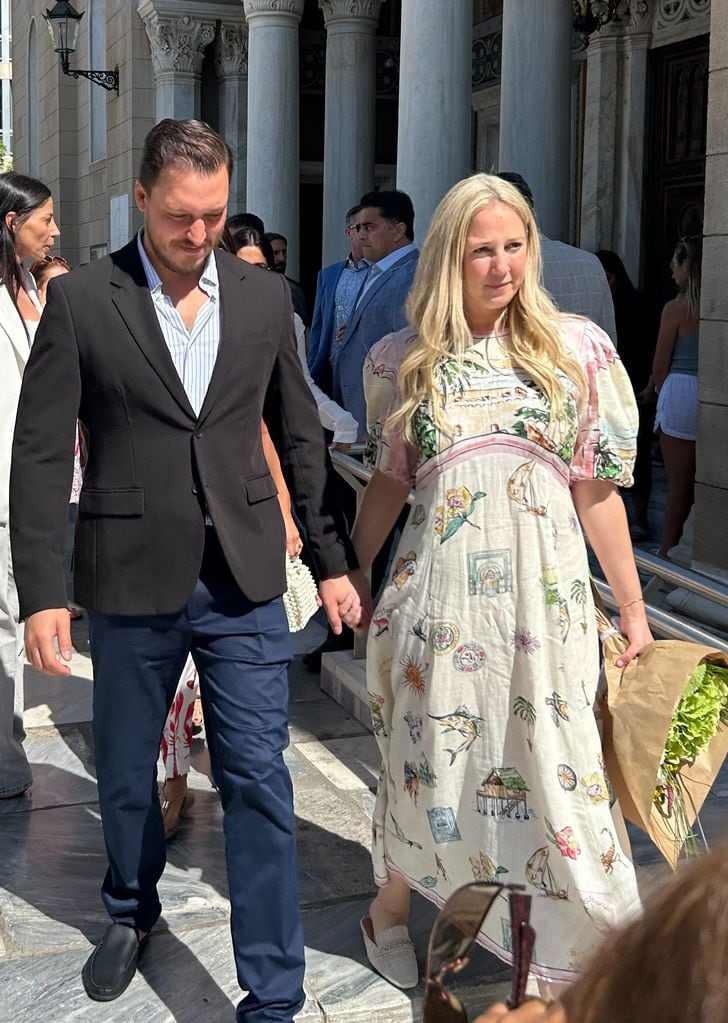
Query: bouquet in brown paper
[{"left": 597, "top": 606, "right": 728, "bottom": 869}]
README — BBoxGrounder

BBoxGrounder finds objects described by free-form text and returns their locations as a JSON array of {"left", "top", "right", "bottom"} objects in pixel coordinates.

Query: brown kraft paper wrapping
[{"left": 597, "top": 610, "right": 728, "bottom": 869}]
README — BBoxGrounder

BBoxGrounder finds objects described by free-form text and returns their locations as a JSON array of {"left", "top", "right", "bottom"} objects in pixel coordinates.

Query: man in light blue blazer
[
  {"left": 332, "top": 190, "right": 418, "bottom": 440},
  {"left": 308, "top": 204, "right": 368, "bottom": 390}
]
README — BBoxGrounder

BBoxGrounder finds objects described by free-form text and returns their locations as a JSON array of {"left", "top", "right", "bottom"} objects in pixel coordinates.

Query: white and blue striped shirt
[{"left": 136, "top": 231, "right": 220, "bottom": 417}]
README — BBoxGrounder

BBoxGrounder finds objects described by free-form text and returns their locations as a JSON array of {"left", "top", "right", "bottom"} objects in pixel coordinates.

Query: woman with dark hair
[
  {"left": 595, "top": 250, "right": 656, "bottom": 541},
  {"left": 28, "top": 254, "right": 71, "bottom": 305},
  {"left": 0, "top": 171, "right": 59, "bottom": 799},
  {"left": 229, "top": 224, "right": 276, "bottom": 270},
  {"left": 643, "top": 236, "right": 702, "bottom": 557},
  {"left": 229, "top": 225, "right": 359, "bottom": 447}
]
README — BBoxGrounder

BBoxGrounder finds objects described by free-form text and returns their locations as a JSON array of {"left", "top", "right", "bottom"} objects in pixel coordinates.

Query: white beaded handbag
[{"left": 282, "top": 555, "right": 319, "bottom": 633}]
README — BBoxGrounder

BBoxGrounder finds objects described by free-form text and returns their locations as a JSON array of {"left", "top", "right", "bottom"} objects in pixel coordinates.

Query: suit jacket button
[
  {"left": 191, "top": 483, "right": 199, "bottom": 494},
  {"left": 194, "top": 431, "right": 203, "bottom": 439}
]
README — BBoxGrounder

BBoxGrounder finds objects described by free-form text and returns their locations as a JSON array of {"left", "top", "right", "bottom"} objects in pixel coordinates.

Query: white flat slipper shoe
[{"left": 360, "top": 916, "right": 418, "bottom": 989}]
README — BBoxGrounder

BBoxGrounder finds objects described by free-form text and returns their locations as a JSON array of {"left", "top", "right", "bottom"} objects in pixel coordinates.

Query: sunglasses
[{"left": 423, "top": 882, "right": 535, "bottom": 1023}]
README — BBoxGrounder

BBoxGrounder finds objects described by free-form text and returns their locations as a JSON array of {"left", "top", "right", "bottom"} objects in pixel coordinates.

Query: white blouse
[{"left": 293, "top": 313, "right": 358, "bottom": 445}]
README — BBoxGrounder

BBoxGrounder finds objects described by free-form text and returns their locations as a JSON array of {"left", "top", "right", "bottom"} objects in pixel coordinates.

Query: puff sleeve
[
  {"left": 568, "top": 319, "right": 639, "bottom": 488},
  {"left": 362, "top": 328, "right": 418, "bottom": 486}
]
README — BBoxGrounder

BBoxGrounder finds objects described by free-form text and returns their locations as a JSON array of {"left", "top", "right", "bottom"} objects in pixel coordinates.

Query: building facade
[
  {"left": 8, "top": 0, "right": 728, "bottom": 572},
  {"left": 0, "top": 0, "right": 11, "bottom": 162}
]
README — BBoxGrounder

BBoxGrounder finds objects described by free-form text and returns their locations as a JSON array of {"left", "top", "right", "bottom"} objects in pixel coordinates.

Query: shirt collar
[
  {"left": 344, "top": 253, "right": 370, "bottom": 271},
  {"left": 372, "top": 242, "right": 416, "bottom": 275},
  {"left": 136, "top": 230, "right": 219, "bottom": 299}
]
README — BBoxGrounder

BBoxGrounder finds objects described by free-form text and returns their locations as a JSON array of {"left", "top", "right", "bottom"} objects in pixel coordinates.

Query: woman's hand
[
  {"left": 283, "top": 510, "right": 303, "bottom": 559},
  {"left": 637, "top": 381, "right": 656, "bottom": 405},
  {"left": 616, "top": 603, "right": 653, "bottom": 668},
  {"left": 474, "top": 1000, "right": 565, "bottom": 1023}
]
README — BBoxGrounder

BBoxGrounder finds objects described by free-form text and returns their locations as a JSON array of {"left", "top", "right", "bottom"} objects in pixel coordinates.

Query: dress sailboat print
[{"left": 526, "top": 845, "right": 569, "bottom": 901}]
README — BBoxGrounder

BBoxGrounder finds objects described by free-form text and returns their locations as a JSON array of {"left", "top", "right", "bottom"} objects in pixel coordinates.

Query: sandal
[
  {"left": 360, "top": 916, "right": 418, "bottom": 989},
  {"left": 160, "top": 779, "right": 195, "bottom": 840}
]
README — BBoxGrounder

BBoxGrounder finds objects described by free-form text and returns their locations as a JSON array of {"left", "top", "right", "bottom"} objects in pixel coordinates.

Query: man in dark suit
[
  {"left": 333, "top": 190, "right": 419, "bottom": 440},
  {"left": 10, "top": 120, "right": 369, "bottom": 1022},
  {"left": 265, "top": 231, "right": 309, "bottom": 325}
]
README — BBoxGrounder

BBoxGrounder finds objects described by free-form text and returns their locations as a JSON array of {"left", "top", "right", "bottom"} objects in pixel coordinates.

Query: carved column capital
[
  {"left": 318, "top": 0, "right": 384, "bottom": 26},
  {"left": 623, "top": 0, "right": 652, "bottom": 33},
  {"left": 214, "top": 22, "right": 249, "bottom": 78},
  {"left": 141, "top": 11, "right": 216, "bottom": 76},
  {"left": 242, "top": 0, "right": 305, "bottom": 19}
]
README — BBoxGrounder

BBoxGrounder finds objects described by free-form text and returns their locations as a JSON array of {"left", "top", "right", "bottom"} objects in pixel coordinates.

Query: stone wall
[
  {"left": 694, "top": 1, "right": 728, "bottom": 575},
  {"left": 11, "top": 1, "right": 153, "bottom": 266}
]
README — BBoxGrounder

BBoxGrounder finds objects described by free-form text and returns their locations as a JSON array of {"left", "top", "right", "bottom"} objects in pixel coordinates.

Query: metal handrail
[{"left": 330, "top": 449, "right": 728, "bottom": 655}]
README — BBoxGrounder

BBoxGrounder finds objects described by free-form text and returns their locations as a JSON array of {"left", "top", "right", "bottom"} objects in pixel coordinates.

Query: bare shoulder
[{"left": 660, "top": 296, "right": 684, "bottom": 324}]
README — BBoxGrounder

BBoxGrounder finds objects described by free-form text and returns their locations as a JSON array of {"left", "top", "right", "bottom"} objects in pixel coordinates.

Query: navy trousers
[{"left": 88, "top": 529, "right": 305, "bottom": 1022}]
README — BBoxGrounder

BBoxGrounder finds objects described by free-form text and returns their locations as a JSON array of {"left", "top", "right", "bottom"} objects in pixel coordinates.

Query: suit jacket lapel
[
  {"left": 0, "top": 286, "right": 31, "bottom": 372},
  {"left": 196, "top": 253, "right": 247, "bottom": 426},
  {"left": 340, "top": 251, "right": 414, "bottom": 349},
  {"left": 109, "top": 241, "right": 196, "bottom": 421}
]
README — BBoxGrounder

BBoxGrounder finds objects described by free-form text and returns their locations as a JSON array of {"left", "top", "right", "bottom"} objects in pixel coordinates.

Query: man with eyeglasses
[
  {"left": 331, "top": 189, "right": 418, "bottom": 441},
  {"left": 308, "top": 204, "right": 370, "bottom": 399}
]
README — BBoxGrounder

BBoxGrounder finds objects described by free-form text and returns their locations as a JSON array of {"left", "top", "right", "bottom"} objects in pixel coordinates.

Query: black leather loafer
[{"left": 82, "top": 923, "right": 149, "bottom": 1001}]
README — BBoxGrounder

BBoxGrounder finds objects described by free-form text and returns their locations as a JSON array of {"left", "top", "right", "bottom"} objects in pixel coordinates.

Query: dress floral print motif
[{"left": 365, "top": 317, "right": 641, "bottom": 983}]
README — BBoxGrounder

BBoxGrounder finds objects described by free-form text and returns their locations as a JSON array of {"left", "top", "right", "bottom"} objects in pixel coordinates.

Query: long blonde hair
[
  {"left": 387, "top": 174, "right": 584, "bottom": 443},
  {"left": 672, "top": 234, "right": 702, "bottom": 321}
]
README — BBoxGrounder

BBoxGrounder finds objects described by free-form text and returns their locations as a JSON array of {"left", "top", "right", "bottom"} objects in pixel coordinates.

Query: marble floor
[{"left": 2, "top": 611, "right": 728, "bottom": 1022}]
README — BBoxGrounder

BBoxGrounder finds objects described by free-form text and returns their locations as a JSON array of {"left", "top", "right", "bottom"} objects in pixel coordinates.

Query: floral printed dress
[{"left": 365, "top": 317, "right": 641, "bottom": 984}]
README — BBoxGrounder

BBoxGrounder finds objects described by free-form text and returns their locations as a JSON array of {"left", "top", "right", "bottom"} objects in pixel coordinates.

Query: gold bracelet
[{"left": 619, "top": 597, "right": 644, "bottom": 610}]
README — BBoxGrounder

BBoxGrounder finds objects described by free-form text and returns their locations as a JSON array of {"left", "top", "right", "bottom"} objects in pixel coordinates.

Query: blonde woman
[
  {"left": 352, "top": 174, "right": 652, "bottom": 994},
  {"left": 645, "top": 236, "right": 701, "bottom": 557}
]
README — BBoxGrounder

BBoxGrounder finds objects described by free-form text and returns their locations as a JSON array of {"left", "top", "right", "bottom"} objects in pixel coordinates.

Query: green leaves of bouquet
[{"left": 661, "top": 662, "right": 728, "bottom": 774}]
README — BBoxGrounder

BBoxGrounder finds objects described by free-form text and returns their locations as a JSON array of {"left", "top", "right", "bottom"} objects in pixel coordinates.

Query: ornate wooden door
[{"left": 644, "top": 34, "right": 708, "bottom": 308}]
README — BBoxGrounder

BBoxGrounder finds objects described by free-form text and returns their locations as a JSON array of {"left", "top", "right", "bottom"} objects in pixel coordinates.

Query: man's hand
[
  {"left": 319, "top": 569, "right": 372, "bottom": 636},
  {"left": 24, "top": 608, "right": 73, "bottom": 676}
]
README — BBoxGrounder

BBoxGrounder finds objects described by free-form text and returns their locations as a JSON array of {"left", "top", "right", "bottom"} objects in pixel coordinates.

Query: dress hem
[{"left": 378, "top": 857, "right": 583, "bottom": 985}]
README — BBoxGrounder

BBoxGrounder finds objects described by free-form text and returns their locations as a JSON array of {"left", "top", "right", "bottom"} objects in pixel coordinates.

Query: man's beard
[{"left": 145, "top": 225, "right": 219, "bottom": 277}]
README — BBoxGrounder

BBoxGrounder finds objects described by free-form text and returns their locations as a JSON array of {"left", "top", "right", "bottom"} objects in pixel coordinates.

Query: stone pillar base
[{"left": 320, "top": 650, "right": 372, "bottom": 732}]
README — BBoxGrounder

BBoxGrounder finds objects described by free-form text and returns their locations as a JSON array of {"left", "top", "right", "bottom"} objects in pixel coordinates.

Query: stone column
[
  {"left": 396, "top": 0, "right": 472, "bottom": 241},
  {"left": 215, "top": 21, "right": 249, "bottom": 216},
  {"left": 319, "top": 0, "right": 383, "bottom": 266},
  {"left": 243, "top": 0, "right": 305, "bottom": 280},
  {"left": 694, "top": 0, "right": 728, "bottom": 576},
  {"left": 138, "top": 5, "right": 216, "bottom": 121},
  {"left": 498, "top": 0, "right": 572, "bottom": 240},
  {"left": 579, "top": 22, "right": 621, "bottom": 252},
  {"left": 613, "top": 6, "right": 651, "bottom": 281}
]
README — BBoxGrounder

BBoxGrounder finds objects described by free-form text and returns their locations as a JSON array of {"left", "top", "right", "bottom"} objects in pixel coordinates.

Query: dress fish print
[{"left": 365, "top": 317, "right": 641, "bottom": 983}]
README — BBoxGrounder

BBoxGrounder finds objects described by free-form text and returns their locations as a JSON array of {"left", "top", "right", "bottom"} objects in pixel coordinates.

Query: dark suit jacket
[
  {"left": 10, "top": 240, "right": 356, "bottom": 618},
  {"left": 307, "top": 260, "right": 345, "bottom": 387},
  {"left": 333, "top": 248, "right": 419, "bottom": 441}
]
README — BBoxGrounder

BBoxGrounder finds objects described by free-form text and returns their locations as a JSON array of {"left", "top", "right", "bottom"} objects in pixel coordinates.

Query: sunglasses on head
[{"left": 423, "top": 882, "right": 535, "bottom": 1023}]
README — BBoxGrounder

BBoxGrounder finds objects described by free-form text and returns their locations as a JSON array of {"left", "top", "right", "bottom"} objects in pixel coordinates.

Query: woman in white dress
[{"left": 351, "top": 175, "right": 653, "bottom": 996}]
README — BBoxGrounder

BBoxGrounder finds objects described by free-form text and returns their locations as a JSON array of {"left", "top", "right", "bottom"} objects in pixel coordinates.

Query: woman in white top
[
  {"left": 231, "top": 227, "right": 359, "bottom": 446},
  {"left": 0, "top": 171, "right": 60, "bottom": 799}
]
